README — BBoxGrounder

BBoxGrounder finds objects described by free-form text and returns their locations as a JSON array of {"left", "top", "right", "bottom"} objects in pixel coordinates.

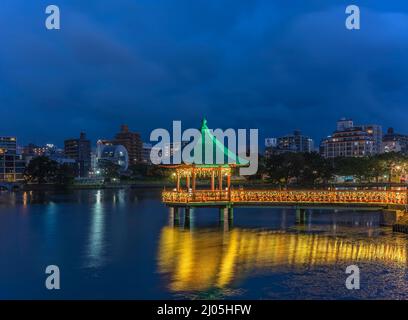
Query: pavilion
[{"left": 163, "top": 118, "right": 249, "bottom": 194}]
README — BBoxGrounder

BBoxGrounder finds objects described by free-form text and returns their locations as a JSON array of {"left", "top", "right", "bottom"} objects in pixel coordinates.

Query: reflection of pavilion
[{"left": 157, "top": 227, "right": 407, "bottom": 292}]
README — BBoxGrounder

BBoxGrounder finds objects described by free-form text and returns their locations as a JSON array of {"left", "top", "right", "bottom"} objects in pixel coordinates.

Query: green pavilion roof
[{"left": 187, "top": 118, "right": 249, "bottom": 167}]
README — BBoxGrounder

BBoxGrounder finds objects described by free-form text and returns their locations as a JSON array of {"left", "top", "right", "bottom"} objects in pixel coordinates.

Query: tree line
[
  {"left": 23, "top": 152, "right": 408, "bottom": 186},
  {"left": 258, "top": 152, "right": 408, "bottom": 186},
  {"left": 23, "top": 156, "right": 169, "bottom": 184}
]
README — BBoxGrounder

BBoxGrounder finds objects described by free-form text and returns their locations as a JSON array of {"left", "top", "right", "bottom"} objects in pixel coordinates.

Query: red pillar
[
  {"left": 176, "top": 174, "right": 180, "bottom": 192},
  {"left": 218, "top": 167, "right": 223, "bottom": 191},
  {"left": 192, "top": 168, "right": 196, "bottom": 193},
  {"left": 227, "top": 173, "right": 231, "bottom": 201}
]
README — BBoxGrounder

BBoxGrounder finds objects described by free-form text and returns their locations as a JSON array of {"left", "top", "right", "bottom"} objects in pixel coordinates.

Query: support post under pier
[
  {"left": 184, "top": 207, "right": 190, "bottom": 229},
  {"left": 183, "top": 207, "right": 194, "bottom": 230},
  {"left": 220, "top": 206, "right": 234, "bottom": 223},
  {"left": 219, "top": 207, "right": 227, "bottom": 222},
  {"left": 174, "top": 207, "right": 180, "bottom": 221},
  {"left": 392, "top": 210, "right": 408, "bottom": 233},
  {"left": 169, "top": 207, "right": 180, "bottom": 227},
  {"left": 228, "top": 206, "right": 234, "bottom": 220},
  {"left": 296, "top": 208, "right": 306, "bottom": 224}
]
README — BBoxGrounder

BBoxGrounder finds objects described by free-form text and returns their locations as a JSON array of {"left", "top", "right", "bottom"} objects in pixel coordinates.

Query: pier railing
[{"left": 162, "top": 189, "right": 408, "bottom": 206}]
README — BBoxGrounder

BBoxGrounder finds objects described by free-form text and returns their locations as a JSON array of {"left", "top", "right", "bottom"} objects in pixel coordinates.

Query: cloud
[{"left": 0, "top": 0, "right": 407, "bottom": 146}]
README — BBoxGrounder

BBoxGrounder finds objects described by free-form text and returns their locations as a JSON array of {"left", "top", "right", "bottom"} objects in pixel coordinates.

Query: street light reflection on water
[{"left": 84, "top": 190, "right": 106, "bottom": 269}]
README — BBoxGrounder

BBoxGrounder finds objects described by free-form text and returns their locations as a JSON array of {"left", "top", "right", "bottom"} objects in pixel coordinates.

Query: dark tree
[
  {"left": 299, "top": 152, "right": 333, "bottom": 185},
  {"left": 99, "top": 161, "right": 121, "bottom": 182},
  {"left": 55, "top": 163, "right": 76, "bottom": 185},
  {"left": 129, "top": 163, "right": 150, "bottom": 178},
  {"left": 246, "top": 154, "right": 266, "bottom": 181},
  {"left": 24, "top": 156, "right": 59, "bottom": 184},
  {"left": 146, "top": 165, "right": 168, "bottom": 178},
  {"left": 265, "top": 152, "right": 304, "bottom": 186}
]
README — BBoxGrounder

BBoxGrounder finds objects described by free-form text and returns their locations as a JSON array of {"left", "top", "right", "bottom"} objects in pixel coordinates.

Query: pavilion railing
[
  {"left": 162, "top": 190, "right": 230, "bottom": 203},
  {"left": 162, "top": 189, "right": 408, "bottom": 206}
]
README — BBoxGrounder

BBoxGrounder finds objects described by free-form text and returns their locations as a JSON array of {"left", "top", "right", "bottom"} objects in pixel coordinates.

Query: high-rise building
[
  {"left": 22, "top": 143, "right": 41, "bottom": 157},
  {"left": 383, "top": 127, "right": 408, "bottom": 154},
  {"left": 336, "top": 118, "right": 354, "bottom": 131},
  {"left": 22, "top": 143, "right": 58, "bottom": 158},
  {"left": 0, "top": 137, "right": 25, "bottom": 182},
  {"left": 265, "top": 131, "right": 314, "bottom": 157},
  {"left": 113, "top": 125, "right": 142, "bottom": 165},
  {"left": 64, "top": 132, "right": 91, "bottom": 177},
  {"left": 320, "top": 129, "right": 373, "bottom": 158},
  {"left": 142, "top": 143, "right": 153, "bottom": 164},
  {"left": 362, "top": 124, "right": 383, "bottom": 155},
  {"left": 278, "top": 130, "right": 314, "bottom": 153},
  {"left": 265, "top": 138, "right": 277, "bottom": 148},
  {"left": 22, "top": 143, "right": 61, "bottom": 166},
  {"left": 320, "top": 118, "right": 382, "bottom": 158}
]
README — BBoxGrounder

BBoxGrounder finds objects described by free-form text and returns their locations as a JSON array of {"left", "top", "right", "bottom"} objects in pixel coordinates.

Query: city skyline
[
  {"left": 1, "top": 1, "right": 408, "bottom": 145},
  {"left": 2, "top": 117, "right": 406, "bottom": 152}
]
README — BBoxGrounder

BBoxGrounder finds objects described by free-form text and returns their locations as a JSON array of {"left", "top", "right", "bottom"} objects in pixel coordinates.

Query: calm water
[{"left": 1, "top": 188, "right": 408, "bottom": 300}]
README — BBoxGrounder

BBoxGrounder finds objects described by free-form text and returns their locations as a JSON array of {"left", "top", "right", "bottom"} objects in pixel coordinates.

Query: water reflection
[
  {"left": 158, "top": 226, "right": 408, "bottom": 293},
  {"left": 84, "top": 190, "right": 106, "bottom": 268},
  {"left": 45, "top": 202, "right": 57, "bottom": 242},
  {"left": 115, "top": 189, "right": 126, "bottom": 207},
  {"left": 2, "top": 189, "right": 408, "bottom": 299}
]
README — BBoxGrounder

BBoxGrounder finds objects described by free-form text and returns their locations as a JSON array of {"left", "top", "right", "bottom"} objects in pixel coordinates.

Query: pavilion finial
[{"left": 201, "top": 117, "right": 208, "bottom": 131}]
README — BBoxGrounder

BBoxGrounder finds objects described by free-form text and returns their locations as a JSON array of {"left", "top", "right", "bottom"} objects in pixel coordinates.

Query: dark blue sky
[{"left": 1, "top": 0, "right": 407, "bottom": 146}]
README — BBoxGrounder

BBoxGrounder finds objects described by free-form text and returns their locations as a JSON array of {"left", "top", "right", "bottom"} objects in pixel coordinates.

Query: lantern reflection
[{"left": 157, "top": 227, "right": 407, "bottom": 292}]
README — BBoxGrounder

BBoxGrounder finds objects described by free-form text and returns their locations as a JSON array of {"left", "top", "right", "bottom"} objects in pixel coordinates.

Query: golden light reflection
[
  {"left": 22, "top": 192, "right": 28, "bottom": 207},
  {"left": 157, "top": 227, "right": 408, "bottom": 292}
]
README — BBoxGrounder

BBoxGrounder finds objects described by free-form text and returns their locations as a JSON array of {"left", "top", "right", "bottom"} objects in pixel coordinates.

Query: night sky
[{"left": 1, "top": 0, "right": 407, "bottom": 147}]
